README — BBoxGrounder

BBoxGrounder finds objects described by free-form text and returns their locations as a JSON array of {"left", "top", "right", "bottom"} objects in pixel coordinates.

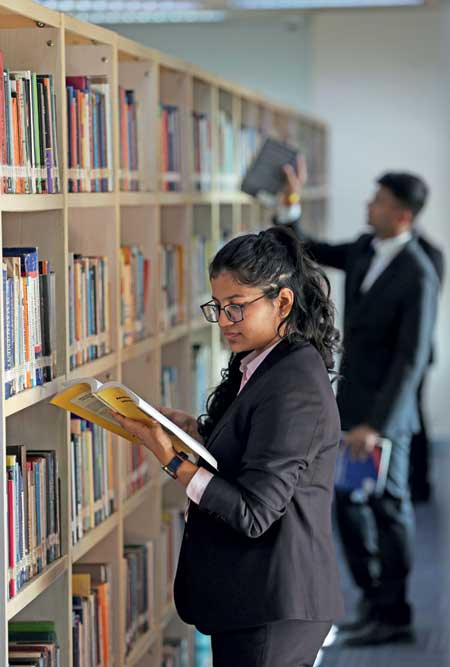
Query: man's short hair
[{"left": 377, "top": 172, "right": 429, "bottom": 218}]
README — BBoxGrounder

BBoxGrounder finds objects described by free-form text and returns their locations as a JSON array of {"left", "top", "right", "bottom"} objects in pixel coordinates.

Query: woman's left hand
[{"left": 111, "top": 412, "right": 175, "bottom": 466}]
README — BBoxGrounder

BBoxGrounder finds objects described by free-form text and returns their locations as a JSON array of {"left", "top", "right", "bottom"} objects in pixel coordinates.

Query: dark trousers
[
  {"left": 409, "top": 378, "right": 431, "bottom": 495},
  {"left": 211, "top": 619, "right": 331, "bottom": 667},
  {"left": 335, "top": 434, "right": 415, "bottom": 625}
]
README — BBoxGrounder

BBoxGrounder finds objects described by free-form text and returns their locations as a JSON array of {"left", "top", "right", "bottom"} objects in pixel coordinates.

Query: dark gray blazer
[
  {"left": 285, "top": 224, "right": 439, "bottom": 439},
  {"left": 174, "top": 340, "right": 344, "bottom": 635}
]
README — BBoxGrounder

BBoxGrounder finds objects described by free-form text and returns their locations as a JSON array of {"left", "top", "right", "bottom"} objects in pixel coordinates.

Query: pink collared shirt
[{"left": 186, "top": 339, "right": 282, "bottom": 506}]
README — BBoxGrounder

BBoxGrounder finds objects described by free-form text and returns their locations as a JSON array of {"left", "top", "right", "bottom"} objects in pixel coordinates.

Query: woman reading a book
[{"left": 113, "top": 226, "right": 344, "bottom": 667}]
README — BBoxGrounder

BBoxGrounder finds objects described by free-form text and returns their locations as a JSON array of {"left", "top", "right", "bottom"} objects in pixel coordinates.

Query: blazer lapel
[
  {"left": 204, "top": 338, "right": 301, "bottom": 450},
  {"left": 353, "top": 240, "right": 412, "bottom": 314}
]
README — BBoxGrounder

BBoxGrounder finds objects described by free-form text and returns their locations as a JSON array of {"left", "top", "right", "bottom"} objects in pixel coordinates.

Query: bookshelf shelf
[
  {"left": 119, "top": 192, "right": 158, "bottom": 207},
  {"left": 0, "top": 2, "right": 328, "bottom": 665},
  {"left": 71, "top": 512, "right": 120, "bottom": 564},
  {"left": 0, "top": 195, "right": 65, "bottom": 212},
  {"left": 121, "top": 336, "right": 159, "bottom": 365},
  {"left": 123, "top": 479, "right": 157, "bottom": 519},
  {"left": 160, "top": 324, "right": 190, "bottom": 346},
  {"left": 4, "top": 376, "right": 65, "bottom": 418},
  {"left": 7, "top": 555, "right": 69, "bottom": 621},
  {"left": 68, "top": 353, "right": 119, "bottom": 381},
  {"left": 67, "top": 193, "right": 117, "bottom": 208},
  {"left": 125, "top": 627, "right": 159, "bottom": 667}
]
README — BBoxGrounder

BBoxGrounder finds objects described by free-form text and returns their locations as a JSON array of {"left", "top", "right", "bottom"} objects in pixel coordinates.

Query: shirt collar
[
  {"left": 372, "top": 230, "right": 412, "bottom": 255},
  {"left": 240, "top": 339, "right": 282, "bottom": 381}
]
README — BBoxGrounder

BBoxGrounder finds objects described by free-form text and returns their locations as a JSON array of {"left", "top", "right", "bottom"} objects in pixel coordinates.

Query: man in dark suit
[{"left": 274, "top": 163, "right": 439, "bottom": 645}]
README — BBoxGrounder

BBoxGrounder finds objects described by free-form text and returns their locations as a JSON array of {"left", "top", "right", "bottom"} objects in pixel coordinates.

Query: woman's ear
[{"left": 278, "top": 287, "right": 294, "bottom": 318}]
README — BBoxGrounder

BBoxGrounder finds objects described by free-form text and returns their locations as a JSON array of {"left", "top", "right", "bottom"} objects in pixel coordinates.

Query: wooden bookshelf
[{"left": 0, "top": 1, "right": 329, "bottom": 665}]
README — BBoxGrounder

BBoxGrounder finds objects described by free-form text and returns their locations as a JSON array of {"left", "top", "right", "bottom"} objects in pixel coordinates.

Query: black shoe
[
  {"left": 336, "top": 597, "right": 375, "bottom": 633},
  {"left": 340, "top": 620, "right": 415, "bottom": 647}
]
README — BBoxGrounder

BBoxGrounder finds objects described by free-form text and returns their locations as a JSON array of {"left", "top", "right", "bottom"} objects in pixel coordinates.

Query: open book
[
  {"left": 334, "top": 437, "right": 391, "bottom": 497},
  {"left": 50, "top": 378, "right": 218, "bottom": 470}
]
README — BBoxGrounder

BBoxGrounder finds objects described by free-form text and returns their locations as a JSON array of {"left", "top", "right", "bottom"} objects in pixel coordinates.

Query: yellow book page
[
  {"left": 96, "top": 386, "right": 189, "bottom": 455},
  {"left": 50, "top": 383, "right": 137, "bottom": 443}
]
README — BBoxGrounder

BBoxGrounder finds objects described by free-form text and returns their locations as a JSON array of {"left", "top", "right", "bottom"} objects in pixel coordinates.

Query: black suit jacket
[
  {"left": 174, "top": 340, "right": 344, "bottom": 634},
  {"left": 284, "top": 221, "right": 439, "bottom": 438}
]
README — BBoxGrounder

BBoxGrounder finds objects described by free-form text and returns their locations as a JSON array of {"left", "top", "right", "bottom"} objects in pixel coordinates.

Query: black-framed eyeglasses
[{"left": 200, "top": 294, "right": 267, "bottom": 323}]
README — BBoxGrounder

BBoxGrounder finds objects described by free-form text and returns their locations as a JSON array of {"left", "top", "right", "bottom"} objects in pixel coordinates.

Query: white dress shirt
[{"left": 360, "top": 231, "right": 412, "bottom": 293}]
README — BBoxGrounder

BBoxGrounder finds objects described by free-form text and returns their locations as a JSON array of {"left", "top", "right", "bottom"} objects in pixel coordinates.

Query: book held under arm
[
  {"left": 334, "top": 436, "right": 392, "bottom": 498},
  {"left": 50, "top": 379, "right": 218, "bottom": 470}
]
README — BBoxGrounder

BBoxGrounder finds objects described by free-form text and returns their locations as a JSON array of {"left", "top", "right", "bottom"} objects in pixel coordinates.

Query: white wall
[
  {"left": 311, "top": 5, "right": 450, "bottom": 438},
  {"left": 110, "top": 16, "right": 314, "bottom": 112}
]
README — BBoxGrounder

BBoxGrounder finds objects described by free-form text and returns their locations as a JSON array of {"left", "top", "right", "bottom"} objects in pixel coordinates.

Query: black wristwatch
[{"left": 161, "top": 450, "right": 189, "bottom": 479}]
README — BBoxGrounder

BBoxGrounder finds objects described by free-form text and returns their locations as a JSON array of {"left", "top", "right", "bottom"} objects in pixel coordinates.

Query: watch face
[{"left": 167, "top": 455, "right": 184, "bottom": 475}]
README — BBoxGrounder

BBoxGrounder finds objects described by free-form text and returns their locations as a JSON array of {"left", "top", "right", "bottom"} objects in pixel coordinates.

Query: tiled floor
[{"left": 317, "top": 441, "right": 450, "bottom": 667}]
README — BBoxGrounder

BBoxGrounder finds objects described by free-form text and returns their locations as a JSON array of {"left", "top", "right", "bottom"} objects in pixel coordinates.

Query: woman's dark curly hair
[{"left": 197, "top": 226, "right": 341, "bottom": 442}]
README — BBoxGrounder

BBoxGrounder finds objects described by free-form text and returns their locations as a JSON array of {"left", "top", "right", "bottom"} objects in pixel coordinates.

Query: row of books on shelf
[
  {"left": 239, "top": 124, "right": 262, "bottom": 178},
  {"left": 190, "top": 236, "right": 213, "bottom": 319},
  {"left": 72, "top": 563, "right": 113, "bottom": 667},
  {"left": 68, "top": 252, "right": 110, "bottom": 371},
  {"left": 0, "top": 53, "right": 60, "bottom": 195},
  {"left": 6, "top": 446, "right": 61, "bottom": 599},
  {"left": 2, "top": 239, "right": 209, "bottom": 397},
  {"left": 120, "top": 245, "right": 150, "bottom": 348},
  {"left": 8, "top": 620, "right": 59, "bottom": 667},
  {"left": 2, "top": 247, "right": 57, "bottom": 398},
  {"left": 119, "top": 87, "right": 140, "bottom": 192},
  {"left": 217, "top": 110, "right": 235, "bottom": 191},
  {"left": 124, "top": 442, "right": 150, "bottom": 500},
  {"left": 161, "top": 104, "right": 182, "bottom": 192},
  {"left": 192, "top": 111, "right": 212, "bottom": 192},
  {"left": 160, "top": 243, "right": 186, "bottom": 330},
  {"left": 1, "top": 51, "right": 326, "bottom": 197},
  {"left": 124, "top": 541, "right": 155, "bottom": 656},
  {"left": 67, "top": 76, "right": 113, "bottom": 194},
  {"left": 191, "top": 344, "right": 211, "bottom": 417},
  {"left": 160, "top": 509, "right": 185, "bottom": 609},
  {"left": 70, "top": 416, "right": 115, "bottom": 546}
]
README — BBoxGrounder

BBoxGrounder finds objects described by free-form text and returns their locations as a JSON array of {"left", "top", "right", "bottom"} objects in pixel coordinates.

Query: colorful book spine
[
  {"left": 0, "top": 54, "right": 60, "bottom": 194},
  {"left": 217, "top": 109, "right": 235, "bottom": 191},
  {"left": 192, "top": 111, "right": 212, "bottom": 192},
  {"left": 70, "top": 416, "right": 115, "bottom": 545},
  {"left": 68, "top": 253, "right": 110, "bottom": 370},
  {"left": 66, "top": 76, "right": 113, "bottom": 193},
  {"left": 2, "top": 249, "right": 56, "bottom": 398},
  {"left": 119, "top": 87, "right": 140, "bottom": 191},
  {"left": 160, "top": 104, "right": 181, "bottom": 192},
  {"left": 120, "top": 245, "right": 149, "bottom": 347},
  {"left": 5, "top": 447, "right": 61, "bottom": 600},
  {"left": 160, "top": 243, "right": 185, "bottom": 330},
  {"left": 123, "top": 542, "right": 155, "bottom": 656}
]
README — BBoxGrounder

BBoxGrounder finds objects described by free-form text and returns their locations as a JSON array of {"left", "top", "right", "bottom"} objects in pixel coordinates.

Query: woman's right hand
[{"left": 157, "top": 406, "right": 203, "bottom": 442}]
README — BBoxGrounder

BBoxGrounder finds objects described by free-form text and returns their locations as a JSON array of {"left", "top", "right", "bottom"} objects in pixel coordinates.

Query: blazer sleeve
[
  {"left": 368, "top": 268, "right": 439, "bottom": 435},
  {"left": 273, "top": 216, "right": 352, "bottom": 271},
  {"left": 198, "top": 375, "right": 327, "bottom": 539}
]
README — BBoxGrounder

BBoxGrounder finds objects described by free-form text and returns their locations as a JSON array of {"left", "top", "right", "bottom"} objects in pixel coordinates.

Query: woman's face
[{"left": 210, "top": 271, "right": 293, "bottom": 354}]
